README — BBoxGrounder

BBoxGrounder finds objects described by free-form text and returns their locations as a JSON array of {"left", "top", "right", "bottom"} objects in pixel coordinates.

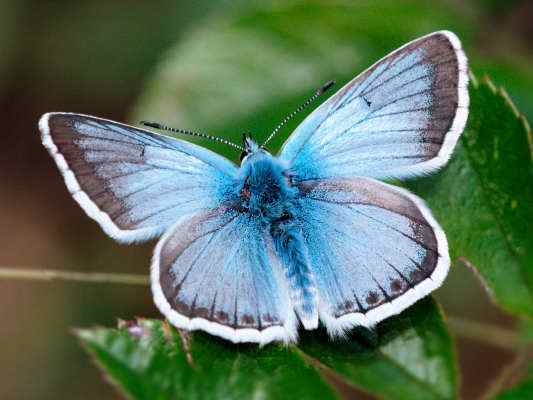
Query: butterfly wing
[
  {"left": 297, "top": 178, "right": 448, "bottom": 335},
  {"left": 279, "top": 31, "right": 468, "bottom": 180},
  {"left": 39, "top": 113, "right": 237, "bottom": 243},
  {"left": 151, "top": 205, "right": 296, "bottom": 344}
]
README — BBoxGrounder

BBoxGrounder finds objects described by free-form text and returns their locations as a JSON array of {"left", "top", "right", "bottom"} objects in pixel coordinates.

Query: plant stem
[
  {"left": 0, "top": 266, "right": 526, "bottom": 352},
  {"left": 480, "top": 350, "right": 533, "bottom": 400},
  {"left": 0, "top": 266, "right": 149, "bottom": 285},
  {"left": 447, "top": 316, "right": 525, "bottom": 351}
]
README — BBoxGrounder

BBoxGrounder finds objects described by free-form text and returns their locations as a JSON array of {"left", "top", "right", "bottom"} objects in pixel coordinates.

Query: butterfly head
[
  {"left": 239, "top": 134, "right": 266, "bottom": 164},
  {"left": 236, "top": 139, "right": 297, "bottom": 221}
]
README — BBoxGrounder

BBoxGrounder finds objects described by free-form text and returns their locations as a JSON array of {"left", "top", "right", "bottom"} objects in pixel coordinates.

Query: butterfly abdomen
[{"left": 271, "top": 222, "right": 318, "bottom": 330}]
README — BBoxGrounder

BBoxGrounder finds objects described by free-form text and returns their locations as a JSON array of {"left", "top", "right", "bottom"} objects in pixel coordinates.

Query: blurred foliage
[
  {"left": 473, "top": 0, "right": 524, "bottom": 15},
  {"left": 31, "top": 1, "right": 215, "bottom": 87},
  {"left": 0, "top": 1, "right": 24, "bottom": 89}
]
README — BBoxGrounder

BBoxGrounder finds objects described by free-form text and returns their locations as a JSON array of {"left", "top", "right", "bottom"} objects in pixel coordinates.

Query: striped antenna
[
  {"left": 141, "top": 121, "right": 245, "bottom": 152},
  {"left": 261, "top": 80, "right": 335, "bottom": 149}
]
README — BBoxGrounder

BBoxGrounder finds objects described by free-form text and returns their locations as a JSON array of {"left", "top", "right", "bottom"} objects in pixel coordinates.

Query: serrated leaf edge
[
  {"left": 74, "top": 326, "right": 139, "bottom": 400},
  {"left": 461, "top": 73, "right": 533, "bottom": 316},
  {"left": 475, "top": 73, "right": 533, "bottom": 157}
]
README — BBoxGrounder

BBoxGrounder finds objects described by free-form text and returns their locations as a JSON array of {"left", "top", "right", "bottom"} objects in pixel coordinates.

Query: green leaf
[
  {"left": 493, "top": 368, "right": 533, "bottom": 400},
  {"left": 300, "top": 298, "right": 457, "bottom": 400},
  {"left": 76, "top": 319, "right": 337, "bottom": 400},
  {"left": 494, "top": 380, "right": 533, "bottom": 400},
  {"left": 408, "top": 75, "right": 533, "bottom": 317},
  {"left": 77, "top": 298, "right": 457, "bottom": 400},
  {"left": 475, "top": 58, "right": 533, "bottom": 124}
]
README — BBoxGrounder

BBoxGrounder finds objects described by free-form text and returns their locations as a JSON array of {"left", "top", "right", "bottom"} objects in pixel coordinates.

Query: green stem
[{"left": 0, "top": 266, "right": 149, "bottom": 285}]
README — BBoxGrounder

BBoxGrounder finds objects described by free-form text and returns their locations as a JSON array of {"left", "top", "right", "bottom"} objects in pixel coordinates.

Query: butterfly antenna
[
  {"left": 261, "top": 80, "right": 335, "bottom": 149},
  {"left": 140, "top": 121, "right": 245, "bottom": 152}
]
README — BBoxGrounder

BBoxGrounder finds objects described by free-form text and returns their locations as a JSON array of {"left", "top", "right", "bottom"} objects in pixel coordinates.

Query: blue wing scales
[
  {"left": 280, "top": 31, "right": 468, "bottom": 181},
  {"left": 297, "top": 178, "right": 449, "bottom": 335},
  {"left": 151, "top": 206, "right": 297, "bottom": 344},
  {"left": 39, "top": 113, "right": 237, "bottom": 243}
]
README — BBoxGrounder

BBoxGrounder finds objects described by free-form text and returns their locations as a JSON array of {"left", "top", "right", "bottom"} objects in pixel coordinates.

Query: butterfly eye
[{"left": 283, "top": 171, "right": 294, "bottom": 187}]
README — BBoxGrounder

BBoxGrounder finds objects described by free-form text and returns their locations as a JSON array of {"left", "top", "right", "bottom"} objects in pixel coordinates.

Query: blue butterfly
[{"left": 39, "top": 31, "right": 468, "bottom": 345}]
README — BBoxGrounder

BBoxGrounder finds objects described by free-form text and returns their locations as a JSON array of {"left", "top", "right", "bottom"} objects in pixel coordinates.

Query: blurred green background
[{"left": 0, "top": 0, "right": 532, "bottom": 399}]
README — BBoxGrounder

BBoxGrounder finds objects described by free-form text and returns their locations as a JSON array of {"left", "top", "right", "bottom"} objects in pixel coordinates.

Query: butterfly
[{"left": 39, "top": 31, "right": 468, "bottom": 345}]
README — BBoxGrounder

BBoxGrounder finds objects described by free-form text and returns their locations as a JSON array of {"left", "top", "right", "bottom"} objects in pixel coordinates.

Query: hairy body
[{"left": 237, "top": 142, "right": 318, "bottom": 328}]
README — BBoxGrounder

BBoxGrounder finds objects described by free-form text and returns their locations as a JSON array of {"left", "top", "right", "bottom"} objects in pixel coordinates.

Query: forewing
[
  {"left": 280, "top": 31, "right": 468, "bottom": 180},
  {"left": 39, "top": 113, "right": 237, "bottom": 243},
  {"left": 151, "top": 206, "right": 296, "bottom": 344},
  {"left": 297, "top": 178, "right": 449, "bottom": 335}
]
